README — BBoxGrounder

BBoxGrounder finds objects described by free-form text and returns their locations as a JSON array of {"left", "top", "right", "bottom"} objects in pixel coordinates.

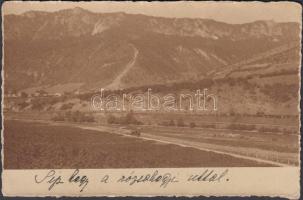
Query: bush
[
  {"left": 177, "top": 118, "right": 185, "bottom": 127},
  {"left": 78, "top": 92, "right": 95, "bottom": 101},
  {"left": 65, "top": 111, "right": 88, "bottom": 122},
  {"left": 51, "top": 111, "right": 95, "bottom": 123},
  {"left": 82, "top": 113, "right": 95, "bottom": 122},
  {"left": 51, "top": 113, "right": 65, "bottom": 121},
  {"left": 20, "top": 92, "right": 28, "bottom": 98},
  {"left": 256, "top": 111, "right": 265, "bottom": 117},
  {"left": 60, "top": 103, "right": 74, "bottom": 110},
  {"left": 31, "top": 97, "right": 61, "bottom": 110},
  {"left": 31, "top": 98, "right": 45, "bottom": 110},
  {"left": 107, "top": 115, "right": 120, "bottom": 124},
  {"left": 260, "top": 83, "right": 298, "bottom": 102},
  {"left": 169, "top": 119, "right": 175, "bottom": 126},
  {"left": 106, "top": 112, "right": 143, "bottom": 125},
  {"left": 123, "top": 112, "right": 142, "bottom": 125},
  {"left": 189, "top": 122, "right": 196, "bottom": 128},
  {"left": 18, "top": 102, "right": 30, "bottom": 109}
]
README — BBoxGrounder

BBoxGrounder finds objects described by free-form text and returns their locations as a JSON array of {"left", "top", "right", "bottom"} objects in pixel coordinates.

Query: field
[
  {"left": 3, "top": 120, "right": 275, "bottom": 169},
  {"left": 138, "top": 125, "right": 299, "bottom": 166}
]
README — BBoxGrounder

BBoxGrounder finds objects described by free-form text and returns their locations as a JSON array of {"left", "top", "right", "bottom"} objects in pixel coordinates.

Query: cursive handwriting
[
  {"left": 34, "top": 168, "right": 230, "bottom": 192},
  {"left": 34, "top": 170, "right": 64, "bottom": 191},
  {"left": 68, "top": 169, "right": 89, "bottom": 192},
  {"left": 34, "top": 169, "right": 89, "bottom": 192},
  {"left": 187, "top": 169, "right": 229, "bottom": 182},
  {"left": 117, "top": 170, "right": 179, "bottom": 188}
]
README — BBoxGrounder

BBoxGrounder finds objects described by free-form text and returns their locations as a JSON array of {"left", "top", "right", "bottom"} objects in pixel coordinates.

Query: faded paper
[{"left": 1, "top": 1, "right": 301, "bottom": 198}]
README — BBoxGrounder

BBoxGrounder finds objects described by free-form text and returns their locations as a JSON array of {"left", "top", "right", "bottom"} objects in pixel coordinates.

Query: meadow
[{"left": 3, "top": 120, "right": 273, "bottom": 169}]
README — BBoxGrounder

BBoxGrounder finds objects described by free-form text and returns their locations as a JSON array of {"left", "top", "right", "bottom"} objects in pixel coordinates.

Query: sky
[{"left": 2, "top": 1, "right": 302, "bottom": 24}]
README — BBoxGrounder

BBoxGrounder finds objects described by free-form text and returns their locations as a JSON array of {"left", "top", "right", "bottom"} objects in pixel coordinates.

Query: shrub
[
  {"left": 83, "top": 113, "right": 95, "bottom": 122},
  {"left": 106, "top": 112, "right": 143, "bottom": 125},
  {"left": 20, "top": 92, "right": 28, "bottom": 98},
  {"left": 189, "top": 122, "right": 196, "bottom": 128},
  {"left": 169, "top": 119, "right": 175, "bottom": 126},
  {"left": 60, "top": 103, "right": 74, "bottom": 110},
  {"left": 107, "top": 115, "right": 119, "bottom": 124},
  {"left": 78, "top": 92, "right": 95, "bottom": 101},
  {"left": 177, "top": 118, "right": 185, "bottom": 127},
  {"left": 51, "top": 113, "right": 65, "bottom": 121},
  {"left": 260, "top": 83, "right": 298, "bottom": 102},
  {"left": 122, "top": 112, "right": 143, "bottom": 125},
  {"left": 31, "top": 98, "right": 45, "bottom": 110},
  {"left": 51, "top": 111, "right": 95, "bottom": 123},
  {"left": 31, "top": 97, "right": 61, "bottom": 110},
  {"left": 18, "top": 102, "right": 30, "bottom": 109},
  {"left": 69, "top": 111, "right": 83, "bottom": 122},
  {"left": 256, "top": 111, "right": 265, "bottom": 117}
]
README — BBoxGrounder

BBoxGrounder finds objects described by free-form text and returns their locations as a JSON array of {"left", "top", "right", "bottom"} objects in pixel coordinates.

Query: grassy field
[
  {"left": 140, "top": 125, "right": 299, "bottom": 153},
  {"left": 3, "top": 120, "right": 274, "bottom": 169}
]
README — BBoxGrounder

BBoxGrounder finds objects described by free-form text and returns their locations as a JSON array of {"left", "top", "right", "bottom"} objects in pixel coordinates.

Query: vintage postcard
[{"left": 1, "top": 1, "right": 301, "bottom": 198}]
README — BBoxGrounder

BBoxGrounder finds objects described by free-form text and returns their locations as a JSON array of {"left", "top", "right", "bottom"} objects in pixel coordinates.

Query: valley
[{"left": 3, "top": 7, "right": 301, "bottom": 169}]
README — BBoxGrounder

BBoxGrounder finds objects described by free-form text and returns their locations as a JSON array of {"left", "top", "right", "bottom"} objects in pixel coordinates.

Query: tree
[
  {"left": 124, "top": 111, "right": 142, "bottom": 125},
  {"left": 169, "top": 119, "right": 175, "bottom": 126},
  {"left": 189, "top": 122, "right": 196, "bottom": 128},
  {"left": 20, "top": 92, "right": 28, "bottom": 98},
  {"left": 107, "top": 115, "right": 118, "bottom": 124},
  {"left": 177, "top": 118, "right": 185, "bottom": 127}
]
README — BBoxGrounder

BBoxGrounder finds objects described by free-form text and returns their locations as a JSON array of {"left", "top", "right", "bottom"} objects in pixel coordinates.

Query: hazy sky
[{"left": 3, "top": 1, "right": 302, "bottom": 24}]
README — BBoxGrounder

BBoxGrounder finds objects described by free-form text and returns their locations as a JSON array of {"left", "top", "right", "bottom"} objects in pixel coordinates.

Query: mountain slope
[{"left": 3, "top": 8, "right": 300, "bottom": 93}]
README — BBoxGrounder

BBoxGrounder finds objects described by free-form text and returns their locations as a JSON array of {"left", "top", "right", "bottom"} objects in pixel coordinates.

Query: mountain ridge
[
  {"left": 5, "top": 7, "right": 300, "bottom": 41},
  {"left": 4, "top": 7, "right": 300, "bottom": 93},
  {"left": 8, "top": 7, "right": 300, "bottom": 25}
]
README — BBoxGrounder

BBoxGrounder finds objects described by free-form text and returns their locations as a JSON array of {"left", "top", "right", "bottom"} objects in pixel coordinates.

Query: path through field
[{"left": 78, "top": 125, "right": 293, "bottom": 167}]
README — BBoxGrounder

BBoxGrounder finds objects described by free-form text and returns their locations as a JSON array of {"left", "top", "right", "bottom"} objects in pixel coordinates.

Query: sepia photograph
[{"left": 1, "top": 1, "right": 301, "bottom": 197}]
